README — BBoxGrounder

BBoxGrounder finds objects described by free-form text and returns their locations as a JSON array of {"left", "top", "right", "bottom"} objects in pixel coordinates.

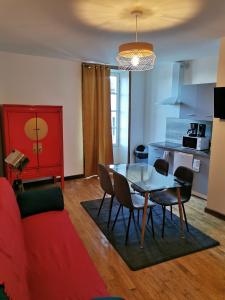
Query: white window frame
[{"left": 110, "top": 72, "right": 120, "bottom": 146}]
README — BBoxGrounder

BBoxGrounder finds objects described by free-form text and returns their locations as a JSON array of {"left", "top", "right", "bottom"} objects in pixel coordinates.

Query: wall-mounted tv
[{"left": 214, "top": 87, "right": 225, "bottom": 119}]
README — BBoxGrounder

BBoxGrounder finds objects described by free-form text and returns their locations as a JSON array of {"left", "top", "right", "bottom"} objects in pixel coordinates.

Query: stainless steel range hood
[{"left": 161, "top": 61, "right": 185, "bottom": 105}]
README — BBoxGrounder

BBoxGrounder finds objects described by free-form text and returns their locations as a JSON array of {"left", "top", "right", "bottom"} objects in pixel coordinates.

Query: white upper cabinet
[{"left": 179, "top": 83, "right": 215, "bottom": 121}]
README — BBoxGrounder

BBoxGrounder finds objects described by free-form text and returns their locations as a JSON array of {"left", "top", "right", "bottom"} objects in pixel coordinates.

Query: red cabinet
[{"left": 2, "top": 105, "right": 64, "bottom": 188}]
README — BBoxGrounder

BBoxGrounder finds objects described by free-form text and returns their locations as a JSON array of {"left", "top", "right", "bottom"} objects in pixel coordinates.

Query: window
[{"left": 110, "top": 72, "right": 120, "bottom": 145}]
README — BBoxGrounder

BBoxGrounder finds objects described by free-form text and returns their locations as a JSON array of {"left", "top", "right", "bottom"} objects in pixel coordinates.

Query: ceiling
[{"left": 0, "top": 0, "right": 224, "bottom": 64}]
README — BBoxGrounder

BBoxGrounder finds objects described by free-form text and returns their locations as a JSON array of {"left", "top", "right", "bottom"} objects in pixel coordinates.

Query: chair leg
[
  {"left": 162, "top": 206, "right": 166, "bottom": 238},
  {"left": 107, "top": 195, "right": 114, "bottom": 228},
  {"left": 125, "top": 210, "right": 132, "bottom": 244},
  {"left": 147, "top": 208, "right": 151, "bottom": 224},
  {"left": 132, "top": 211, "right": 136, "bottom": 225},
  {"left": 149, "top": 207, "right": 155, "bottom": 238},
  {"left": 170, "top": 205, "right": 173, "bottom": 220},
  {"left": 182, "top": 203, "right": 189, "bottom": 232},
  {"left": 97, "top": 192, "right": 106, "bottom": 216},
  {"left": 112, "top": 204, "right": 122, "bottom": 231}
]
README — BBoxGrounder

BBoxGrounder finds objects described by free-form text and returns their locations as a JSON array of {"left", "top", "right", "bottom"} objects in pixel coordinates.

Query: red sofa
[{"left": 0, "top": 178, "right": 110, "bottom": 300}]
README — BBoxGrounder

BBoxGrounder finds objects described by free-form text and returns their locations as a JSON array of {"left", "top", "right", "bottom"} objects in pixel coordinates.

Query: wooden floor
[{"left": 63, "top": 178, "right": 225, "bottom": 300}]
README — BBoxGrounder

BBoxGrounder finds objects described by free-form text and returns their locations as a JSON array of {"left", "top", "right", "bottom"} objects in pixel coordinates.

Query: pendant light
[{"left": 116, "top": 10, "right": 156, "bottom": 71}]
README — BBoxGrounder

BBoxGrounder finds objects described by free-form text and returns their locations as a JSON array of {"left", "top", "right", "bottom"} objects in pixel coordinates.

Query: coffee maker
[
  {"left": 187, "top": 123, "right": 198, "bottom": 137},
  {"left": 198, "top": 124, "right": 206, "bottom": 137}
]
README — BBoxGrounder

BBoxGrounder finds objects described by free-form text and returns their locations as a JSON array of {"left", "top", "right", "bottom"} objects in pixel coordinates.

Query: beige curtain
[{"left": 82, "top": 63, "right": 113, "bottom": 177}]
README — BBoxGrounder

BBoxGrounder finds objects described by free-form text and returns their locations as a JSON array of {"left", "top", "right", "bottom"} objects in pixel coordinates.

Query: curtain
[{"left": 82, "top": 63, "right": 113, "bottom": 177}]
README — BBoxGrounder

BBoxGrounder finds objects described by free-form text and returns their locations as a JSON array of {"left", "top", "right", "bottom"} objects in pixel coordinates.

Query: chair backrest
[
  {"left": 174, "top": 166, "right": 193, "bottom": 198},
  {"left": 98, "top": 164, "right": 114, "bottom": 196},
  {"left": 113, "top": 172, "right": 134, "bottom": 210},
  {"left": 154, "top": 159, "right": 169, "bottom": 176}
]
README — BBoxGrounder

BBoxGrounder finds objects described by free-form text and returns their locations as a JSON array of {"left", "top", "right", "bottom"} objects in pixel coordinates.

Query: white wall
[
  {"left": 130, "top": 72, "right": 146, "bottom": 162},
  {"left": 183, "top": 56, "right": 218, "bottom": 84},
  {"left": 144, "top": 62, "right": 180, "bottom": 145},
  {"left": 0, "top": 51, "right": 83, "bottom": 176},
  {"left": 207, "top": 38, "right": 225, "bottom": 215}
]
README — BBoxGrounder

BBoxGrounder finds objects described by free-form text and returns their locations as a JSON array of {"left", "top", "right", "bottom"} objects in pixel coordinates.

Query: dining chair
[
  {"left": 154, "top": 158, "right": 169, "bottom": 176},
  {"left": 97, "top": 164, "right": 115, "bottom": 228},
  {"left": 151, "top": 166, "right": 193, "bottom": 238},
  {"left": 131, "top": 158, "right": 169, "bottom": 194},
  {"left": 112, "top": 171, "right": 155, "bottom": 244}
]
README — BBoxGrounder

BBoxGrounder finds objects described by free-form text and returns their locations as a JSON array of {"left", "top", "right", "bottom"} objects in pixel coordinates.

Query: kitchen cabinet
[
  {"left": 148, "top": 146, "right": 164, "bottom": 165},
  {"left": 1, "top": 105, "right": 64, "bottom": 188},
  {"left": 148, "top": 143, "right": 210, "bottom": 199},
  {"left": 148, "top": 145, "right": 175, "bottom": 174},
  {"left": 180, "top": 83, "right": 215, "bottom": 121},
  {"left": 179, "top": 84, "right": 197, "bottom": 120},
  {"left": 169, "top": 151, "right": 209, "bottom": 198},
  {"left": 192, "top": 155, "right": 209, "bottom": 197}
]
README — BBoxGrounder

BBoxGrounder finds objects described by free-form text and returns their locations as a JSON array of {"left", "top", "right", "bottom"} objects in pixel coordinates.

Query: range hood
[{"left": 161, "top": 61, "right": 184, "bottom": 105}]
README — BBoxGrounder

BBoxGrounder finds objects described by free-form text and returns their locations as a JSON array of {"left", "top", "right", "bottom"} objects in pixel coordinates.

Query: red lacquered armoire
[{"left": 2, "top": 105, "right": 64, "bottom": 188}]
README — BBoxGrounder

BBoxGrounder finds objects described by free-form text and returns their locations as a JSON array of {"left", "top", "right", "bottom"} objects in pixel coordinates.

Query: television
[{"left": 214, "top": 87, "right": 225, "bottom": 119}]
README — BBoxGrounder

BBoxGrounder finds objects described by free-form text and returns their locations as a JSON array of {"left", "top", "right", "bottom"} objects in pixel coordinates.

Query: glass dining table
[{"left": 109, "top": 163, "right": 187, "bottom": 248}]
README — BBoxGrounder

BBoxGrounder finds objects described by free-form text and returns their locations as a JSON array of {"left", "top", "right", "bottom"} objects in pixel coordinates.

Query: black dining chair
[
  {"left": 97, "top": 164, "right": 115, "bottom": 228},
  {"left": 151, "top": 166, "right": 193, "bottom": 238},
  {"left": 131, "top": 158, "right": 169, "bottom": 194},
  {"left": 112, "top": 172, "right": 155, "bottom": 244},
  {"left": 154, "top": 158, "right": 169, "bottom": 176}
]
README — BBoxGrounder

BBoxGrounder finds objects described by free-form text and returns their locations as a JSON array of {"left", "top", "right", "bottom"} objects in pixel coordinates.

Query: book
[{"left": 5, "top": 150, "right": 29, "bottom": 171}]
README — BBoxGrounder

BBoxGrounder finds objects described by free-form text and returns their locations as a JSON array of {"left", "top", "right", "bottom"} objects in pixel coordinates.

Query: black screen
[
  {"left": 214, "top": 87, "right": 225, "bottom": 119},
  {"left": 182, "top": 136, "right": 197, "bottom": 149}
]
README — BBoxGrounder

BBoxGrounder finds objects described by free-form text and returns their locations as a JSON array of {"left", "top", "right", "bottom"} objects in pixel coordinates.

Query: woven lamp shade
[{"left": 116, "top": 42, "right": 156, "bottom": 71}]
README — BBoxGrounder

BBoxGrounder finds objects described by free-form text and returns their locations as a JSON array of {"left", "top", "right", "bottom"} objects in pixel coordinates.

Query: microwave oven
[{"left": 182, "top": 136, "right": 210, "bottom": 150}]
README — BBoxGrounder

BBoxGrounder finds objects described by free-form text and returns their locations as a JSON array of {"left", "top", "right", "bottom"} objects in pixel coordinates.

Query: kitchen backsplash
[{"left": 166, "top": 118, "right": 212, "bottom": 144}]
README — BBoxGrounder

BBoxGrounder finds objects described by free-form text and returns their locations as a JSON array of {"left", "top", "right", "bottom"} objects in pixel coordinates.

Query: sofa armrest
[
  {"left": 0, "top": 286, "right": 9, "bottom": 300},
  {"left": 17, "top": 187, "right": 64, "bottom": 218}
]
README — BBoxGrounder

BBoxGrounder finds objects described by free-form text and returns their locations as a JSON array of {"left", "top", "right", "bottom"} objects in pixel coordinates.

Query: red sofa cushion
[
  {"left": 0, "top": 178, "right": 30, "bottom": 300},
  {"left": 22, "top": 210, "right": 109, "bottom": 300}
]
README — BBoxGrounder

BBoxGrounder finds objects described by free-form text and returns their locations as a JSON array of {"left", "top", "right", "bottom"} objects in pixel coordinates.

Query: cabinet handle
[
  {"left": 33, "top": 144, "right": 37, "bottom": 153},
  {"left": 32, "top": 143, "right": 43, "bottom": 153},
  {"left": 38, "top": 143, "right": 43, "bottom": 153},
  {"left": 206, "top": 115, "right": 213, "bottom": 118},
  {"left": 187, "top": 114, "right": 196, "bottom": 116}
]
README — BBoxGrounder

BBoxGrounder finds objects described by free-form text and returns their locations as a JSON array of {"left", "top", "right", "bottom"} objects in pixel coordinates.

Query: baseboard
[
  {"left": 205, "top": 207, "right": 225, "bottom": 221},
  {"left": 192, "top": 190, "right": 207, "bottom": 200},
  {"left": 65, "top": 174, "right": 84, "bottom": 180},
  {"left": 23, "top": 174, "right": 84, "bottom": 188}
]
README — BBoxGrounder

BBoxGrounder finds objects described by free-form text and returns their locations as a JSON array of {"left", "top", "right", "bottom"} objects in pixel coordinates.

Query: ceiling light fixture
[{"left": 116, "top": 10, "right": 156, "bottom": 71}]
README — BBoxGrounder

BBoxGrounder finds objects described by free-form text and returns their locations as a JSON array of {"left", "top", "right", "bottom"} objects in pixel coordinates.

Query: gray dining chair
[
  {"left": 151, "top": 166, "right": 193, "bottom": 238},
  {"left": 97, "top": 164, "right": 115, "bottom": 228},
  {"left": 112, "top": 171, "right": 155, "bottom": 244}
]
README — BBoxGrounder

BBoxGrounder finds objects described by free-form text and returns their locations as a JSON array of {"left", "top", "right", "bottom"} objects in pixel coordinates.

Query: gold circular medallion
[{"left": 24, "top": 117, "right": 48, "bottom": 141}]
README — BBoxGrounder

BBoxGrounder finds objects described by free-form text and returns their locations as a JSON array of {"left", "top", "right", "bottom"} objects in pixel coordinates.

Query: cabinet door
[
  {"left": 192, "top": 156, "right": 209, "bottom": 197},
  {"left": 148, "top": 146, "right": 164, "bottom": 165},
  {"left": 6, "top": 112, "right": 38, "bottom": 168},
  {"left": 196, "top": 83, "right": 215, "bottom": 121},
  {"left": 180, "top": 85, "right": 198, "bottom": 119},
  {"left": 37, "top": 112, "right": 63, "bottom": 168},
  {"left": 180, "top": 83, "right": 215, "bottom": 121}
]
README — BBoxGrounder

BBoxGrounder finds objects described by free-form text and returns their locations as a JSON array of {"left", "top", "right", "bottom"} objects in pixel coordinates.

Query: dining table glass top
[{"left": 109, "top": 163, "right": 183, "bottom": 193}]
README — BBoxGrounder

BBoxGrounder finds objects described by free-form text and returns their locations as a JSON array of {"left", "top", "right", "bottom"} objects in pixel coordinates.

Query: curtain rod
[{"left": 82, "top": 62, "right": 118, "bottom": 70}]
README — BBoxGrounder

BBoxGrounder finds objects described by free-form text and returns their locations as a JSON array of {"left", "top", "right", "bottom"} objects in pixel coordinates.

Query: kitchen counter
[{"left": 149, "top": 142, "right": 210, "bottom": 158}]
